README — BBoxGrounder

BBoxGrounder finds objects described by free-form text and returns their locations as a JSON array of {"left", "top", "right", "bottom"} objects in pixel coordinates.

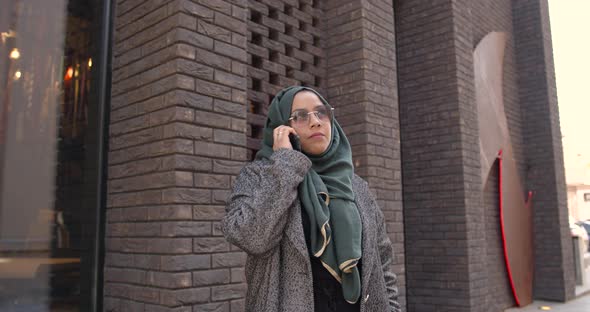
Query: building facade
[
  {"left": 0, "top": 0, "right": 574, "bottom": 311},
  {"left": 568, "top": 184, "right": 590, "bottom": 222}
]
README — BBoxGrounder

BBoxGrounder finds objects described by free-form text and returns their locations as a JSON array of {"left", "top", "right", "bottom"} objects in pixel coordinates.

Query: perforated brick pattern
[{"left": 246, "top": 0, "right": 325, "bottom": 159}]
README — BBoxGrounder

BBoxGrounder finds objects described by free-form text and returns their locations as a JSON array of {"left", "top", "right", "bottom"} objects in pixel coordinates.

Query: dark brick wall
[
  {"left": 395, "top": 0, "right": 573, "bottom": 310},
  {"left": 395, "top": 1, "right": 472, "bottom": 311},
  {"left": 394, "top": 1, "right": 486, "bottom": 310},
  {"left": 452, "top": 2, "right": 489, "bottom": 309},
  {"left": 245, "top": 0, "right": 407, "bottom": 308},
  {"left": 470, "top": 0, "right": 525, "bottom": 310},
  {"left": 513, "top": 0, "right": 575, "bottom": 302},
  {"left": 105, "top": 0, "right": 249, "bottom": 311},
  {"left": 106, "top": 0, "right": 407, "bottom": 310},
  {"left": 323, "top": 0, "right": 405, "bottom": 308},
  {"left": 246, "top": 0, "right": 324, "bottom": 160},
  {"left": 104, "top": 0, "right": 571, "bottom": 310}
]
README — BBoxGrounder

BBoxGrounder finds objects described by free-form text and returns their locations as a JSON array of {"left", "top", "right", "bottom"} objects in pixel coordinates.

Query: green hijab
[{"left": 255, "top": 86, "right": 362, "bottom": 304}]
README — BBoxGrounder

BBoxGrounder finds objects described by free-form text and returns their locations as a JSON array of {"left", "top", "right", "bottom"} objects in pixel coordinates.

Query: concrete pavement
[{"left": 504, "top": 294, "right": 590, "bottom": 312}]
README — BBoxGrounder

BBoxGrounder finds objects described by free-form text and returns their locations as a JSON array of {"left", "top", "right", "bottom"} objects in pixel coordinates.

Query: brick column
[
  {"left": 324, "top": 0, "right": 406, "bottom": 309},
  {"left": 513, "top": 0, "right": 575, "bottom": 302},
  {"left": 394, "top": 1, "right": 487, "bottom": 311},
  {"left": 105, "top": 0, "right": 249, "bottom": 311}
]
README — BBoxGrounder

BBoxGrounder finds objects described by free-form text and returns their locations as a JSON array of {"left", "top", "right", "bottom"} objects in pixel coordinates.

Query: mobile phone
[{"left": 289, "top": 133, "right": 301, "bottom": 151}]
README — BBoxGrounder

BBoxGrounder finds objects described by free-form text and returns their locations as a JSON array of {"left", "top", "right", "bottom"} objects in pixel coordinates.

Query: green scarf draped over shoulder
[{"left": 255, "top": 86, "right": 362, "bottom": 304}]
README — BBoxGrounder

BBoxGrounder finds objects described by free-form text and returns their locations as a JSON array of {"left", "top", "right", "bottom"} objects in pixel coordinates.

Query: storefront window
[{"left": 0, "top": 0, "right": 110, "bottom": 310}]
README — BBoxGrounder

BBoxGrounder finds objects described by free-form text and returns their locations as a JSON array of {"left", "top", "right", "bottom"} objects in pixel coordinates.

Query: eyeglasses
[{"left": 288, "top": 106, "right": 334, "bottom": 127}]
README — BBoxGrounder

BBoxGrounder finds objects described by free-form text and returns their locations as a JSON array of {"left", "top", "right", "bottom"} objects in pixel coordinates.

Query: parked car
[
  {"left": 576, "top": 220, "right": 590, "bottom": 252},
  {"left": 570, "top": 216, "right": 589, "bottom": 252}
]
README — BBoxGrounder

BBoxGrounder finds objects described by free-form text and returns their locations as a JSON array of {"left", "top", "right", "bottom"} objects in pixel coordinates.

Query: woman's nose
[{"left": 309, "top": 113, "right": 322, "bottom": 127}]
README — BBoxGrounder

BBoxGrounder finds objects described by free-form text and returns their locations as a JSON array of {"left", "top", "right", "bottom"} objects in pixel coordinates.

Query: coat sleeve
[
  {"left": 221, "top": 148, "right": 311, "bottom": 256},
  {"left": 374, "top": 198, "right": 402, "bottom": 312}
]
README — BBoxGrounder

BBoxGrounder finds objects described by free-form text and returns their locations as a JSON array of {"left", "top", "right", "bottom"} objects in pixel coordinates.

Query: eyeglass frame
[{"left": 287, "top": 107, "right": 334, "bottom": 126}]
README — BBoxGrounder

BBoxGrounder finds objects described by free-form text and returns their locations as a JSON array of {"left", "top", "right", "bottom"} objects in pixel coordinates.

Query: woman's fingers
[
  {"left": 273, "top": 126, "right": 298, "bottom": 151},
  {"left": 285, "top": 127, "right": 298, "bottom": 137},
  {"left": 275, "top": 126, "right": 289, "bottom": 147}
]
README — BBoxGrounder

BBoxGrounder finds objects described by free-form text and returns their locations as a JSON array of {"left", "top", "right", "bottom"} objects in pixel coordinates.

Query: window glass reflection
[{"left": 0, "top": 0, "right": 105, "bottom": 310}]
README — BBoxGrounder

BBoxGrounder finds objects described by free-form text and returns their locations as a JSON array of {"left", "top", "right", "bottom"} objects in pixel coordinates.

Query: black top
[
  {"left": 302, "top": 207, "right": 361, "bottom": 312},
  {"left": 311, "top": 256, "right": 361, "bottom": 312}
]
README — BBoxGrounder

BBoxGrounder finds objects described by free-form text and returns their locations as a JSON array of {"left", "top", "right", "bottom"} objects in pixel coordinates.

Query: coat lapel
[
  {"left": 284, "top": 201, "right": 310, "bottom": 259},
  {"left": 354, "top": 184, "right": 376, "bottom": 301}
]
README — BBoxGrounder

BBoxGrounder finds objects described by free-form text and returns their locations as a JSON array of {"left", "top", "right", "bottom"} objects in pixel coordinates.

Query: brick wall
[
  {"left": 245, "top": 0, "right": 407, "bottom": 308},
  {"left": 104, "top": 0, "right": 571, "bottom": 310},
  {"left": 105, "top": 0, "right": 249, "bottom": 311},
  {"left": 246, "top": 0, "right": 324, "bottom": 160},
  {"left": 470, "top": 0, "right": 526, "bottom": 310},
  {"left": 323, "top": 0, "right": 406, "bottom": 308},
  {"left": 395, "top": 0, "right": 573, "bottom": 310},
  {"left": 513, "top": 0, "right": 575, "bottom": 302},
  {"left": 394, "top": 0, "right": 487, "bottom": 310},
  {"left": 106, "top": 0, "right": 407, "bottom": 310}
]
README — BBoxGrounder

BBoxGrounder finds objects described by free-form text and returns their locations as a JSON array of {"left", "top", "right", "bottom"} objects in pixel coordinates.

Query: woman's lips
[{"left": 309, "top": 133, "right": 324, "bottom": 138}]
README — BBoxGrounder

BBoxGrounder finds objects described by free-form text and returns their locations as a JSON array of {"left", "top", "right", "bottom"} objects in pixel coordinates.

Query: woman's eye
[{"left": 296, "top": 113, "right": 307, "bottom": 120}]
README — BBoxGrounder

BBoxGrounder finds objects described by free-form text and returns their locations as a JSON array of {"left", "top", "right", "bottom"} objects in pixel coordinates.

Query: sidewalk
[{"left": 504, "top": 294, "right": 590, "bottom": 312}]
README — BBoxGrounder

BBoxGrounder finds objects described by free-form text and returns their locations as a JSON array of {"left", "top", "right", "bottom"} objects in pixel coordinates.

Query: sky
[{"left": 548, "top": 0, "right": 590, "bottom": 185}]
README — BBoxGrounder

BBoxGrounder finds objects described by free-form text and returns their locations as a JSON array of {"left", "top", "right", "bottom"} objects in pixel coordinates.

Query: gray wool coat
[{"left": 221, "top": 149, "right": 402, "bottom": 312}]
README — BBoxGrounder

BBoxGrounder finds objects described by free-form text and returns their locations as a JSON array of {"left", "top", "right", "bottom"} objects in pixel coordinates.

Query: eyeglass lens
[{"left": 291, "top": 107, "right": 332, "bottom": 125}]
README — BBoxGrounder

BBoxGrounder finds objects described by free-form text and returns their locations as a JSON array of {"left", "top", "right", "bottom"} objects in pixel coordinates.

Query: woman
[{"left": 221, "top": 86, "right": 401, "bottom": 312}]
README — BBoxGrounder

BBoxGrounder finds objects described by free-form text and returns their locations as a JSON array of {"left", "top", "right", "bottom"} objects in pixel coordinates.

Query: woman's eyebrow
[{"left": 292, "top": 105, "right": 324, "bottom": 113}]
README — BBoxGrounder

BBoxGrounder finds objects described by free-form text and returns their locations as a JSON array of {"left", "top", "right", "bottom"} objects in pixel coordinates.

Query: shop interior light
[
  {"left": 65, "top": 67, "right": 74, "bottom": 80},
  {"left": 88, "top": 58, "right": 92, "bottom": 68},
  {"left": 14, "top": 70, "right": 22, "bottom": 80},
  {"left": 10, "top": 48, "right": 20, "bottom": 59}
]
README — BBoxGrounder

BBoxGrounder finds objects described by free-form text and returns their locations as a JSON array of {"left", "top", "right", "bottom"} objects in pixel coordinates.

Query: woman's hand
[{"left": 273, "top": 125, "right": 298, "bottom": 151}]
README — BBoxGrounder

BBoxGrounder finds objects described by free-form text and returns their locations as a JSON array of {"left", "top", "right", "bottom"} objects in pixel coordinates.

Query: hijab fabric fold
[{"left": 255, "top": 86, "right": 362, "bottom": 304}]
